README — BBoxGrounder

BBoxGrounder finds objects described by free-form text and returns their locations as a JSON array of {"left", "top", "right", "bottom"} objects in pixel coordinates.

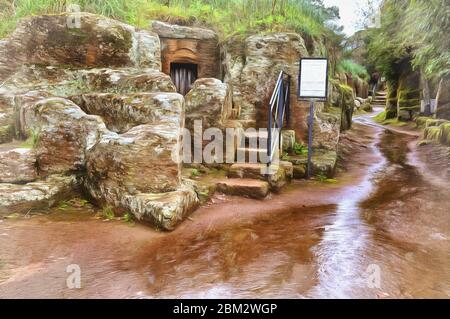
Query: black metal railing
[{"left": 267, "top": 71, "right": 291, "bottom": 163}]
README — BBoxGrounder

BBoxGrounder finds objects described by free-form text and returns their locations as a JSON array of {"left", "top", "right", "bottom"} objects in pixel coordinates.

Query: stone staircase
[
  {"left": 216, "top": 130, "right": 293, "bottom": 199},
  {"left": 372, "top": 91, "right": 387, "bottom": 108},
  {"left": 216, "top": 71, "right": 293, "bottom": 199}
]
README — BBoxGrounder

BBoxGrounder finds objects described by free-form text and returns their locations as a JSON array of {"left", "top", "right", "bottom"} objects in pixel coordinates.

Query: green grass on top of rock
[
  {"left": 373, "top": 111, "right": 408, "bottom": 127},
  {"left": 336, "top": 59, "right": 369, "bottom": 82},
  {"left": 0, "top": 0, "right": 341, "bottom": 42}
]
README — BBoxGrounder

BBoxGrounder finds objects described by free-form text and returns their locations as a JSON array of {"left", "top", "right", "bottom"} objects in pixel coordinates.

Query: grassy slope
[{"left": 0, "top": 0, "right": 335, "bottom": 41}]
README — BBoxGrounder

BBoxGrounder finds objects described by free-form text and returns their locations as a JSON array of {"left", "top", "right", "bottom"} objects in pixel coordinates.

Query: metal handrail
[{"left": 267, "top": 71, "right": 291, "bottom": 164}]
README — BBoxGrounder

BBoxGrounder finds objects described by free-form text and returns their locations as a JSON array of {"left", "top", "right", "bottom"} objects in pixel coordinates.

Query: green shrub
[
  {"left": 100, "top": 206, "right": 115, "bottom": 220},
  {"left": 293, "top": 142, "right": 308, "bottom": 155}
]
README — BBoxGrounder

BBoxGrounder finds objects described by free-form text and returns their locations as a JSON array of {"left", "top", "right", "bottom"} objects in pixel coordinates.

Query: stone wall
[{"left": 151, "top": 21, "right": 220, "bottom": 79}]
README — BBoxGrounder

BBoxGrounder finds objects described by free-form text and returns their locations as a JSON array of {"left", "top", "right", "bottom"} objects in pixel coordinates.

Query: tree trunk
[
  {"left": 422, "top": 71, "right": 431, "bottom": 115},
  {"left": 435, "top": 77, "right": 444, "bottom": 116},
  {"left": 272, "top": 0, "right": 277, "bottom": 15}
]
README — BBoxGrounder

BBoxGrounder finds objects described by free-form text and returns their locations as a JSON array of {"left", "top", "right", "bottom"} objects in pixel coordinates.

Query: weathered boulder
[
  {"left": 0, "top": 175, "right": 77, "bottom": 216},
  {"left": 151, "top": 21, "right": 217, "bottom": 40},
  {"left": 121, "top": 185, "right": 199, "bottom": 230},
  {"left": 287, "top": 150, "right": 337, "bottom": 179},
  {"left": 23, "top": 98, "right": 108, "bottom": 175},
  {"left": 362, "top": 102, "right": 373, "bottom": 112},
  {"left": 71, "top": 92, "right": 184, "bottom": 133},
  {"left": 0, "top": 147, "right": 37, "bottom": 183},
  {"left": 185, "top": 78, "right": 232, "bottom": 130},
  {"left": 14, "top": 90, "right": 53, "bottom": 138},
  {"left": 329, "top": 81, "right": 355, "bottom": 131},
  {"left": 313, "top": 112, "right": 341, "bottom": 151},
  {"left": 281, "top": 130, "right": 296, "bottom": 152},
  {"left": 0, "top": 13, "right": 161, "bottom": 80},
  {"left": 79, "top": 68, "right": 176, "bottom": 94},
  {"left": 84, "top": 93, "right": 184, "bottom": 198},
  {"left": 216, "top": 179, "right": 270, "bottom": 199}
]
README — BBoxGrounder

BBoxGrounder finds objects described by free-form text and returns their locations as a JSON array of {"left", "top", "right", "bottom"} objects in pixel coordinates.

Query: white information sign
[{"left": 298, "top": 58, "right": 328, "bottom": 99}]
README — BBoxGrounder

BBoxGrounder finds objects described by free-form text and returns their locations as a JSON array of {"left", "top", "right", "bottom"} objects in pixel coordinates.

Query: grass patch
[
  {"left": 190, "top": 168, "right": 202, "bottom": 178},
  {"left": 315, "top": 173, "right": 337, "bottom": 183},
  {"left": 121, "top": 212, "right": 135, "bottom": 226},
  {"left": 97, "top": 206, "right": 115, "bottom": 221},
  {"left": 57, "top": 201, "right": 70, "bottom": 211},
  {"left": 293, "top": 142, "right": 308, "bottom": 155},
  {"left": 4, "top": 212, "right": 20, "bottom": 219},
  {"left": 373, "top": 110, "right": 387, "bottom": 123},
  {"left": 0, "top": 0, "right": 340, "bottom": 41},
  {"left": 336, "top": 59, "right": 369, "bottom": 81},
  {"left": 374, "top": 111, "right": 408, "bottom": 127}
]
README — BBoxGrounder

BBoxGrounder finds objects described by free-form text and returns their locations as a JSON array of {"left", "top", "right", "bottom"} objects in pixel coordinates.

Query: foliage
[
  {"left": 293, "top": 142, "right": 308, "bottom": 155},
  {"left": 122, "top": 212, "right": 135, "bottom": 225},
  {"left": 57, "top": 201, "right": 70, "bottom": 211},
  {"left": 337, "top": 59, "right": 369, "bottom": 81},
  {"left": 315, "top": 173, "right": 337, "bottom": 183},
  {"left": 100, "top": 206, "right": 115, "bottom": 220},
  {"left": 190, "top": 168, "right": 201, "bottom": 178},
  {"left": 373, "top": 110, "right": 408, "bottom": 126},
  {"left": 366, "top": 0, "right": 450, "bottom": 81},
  {"left": 0, "top": 0, "right": 342, "bottom": 42}
]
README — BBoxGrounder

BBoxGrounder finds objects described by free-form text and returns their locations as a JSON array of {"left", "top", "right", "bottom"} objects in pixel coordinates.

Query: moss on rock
[
  {"left": 423, "top": 126, "right": 442, "bottom": 142},
  {"left": 440, "top": 123, "right": 450, "bottom": 146},
  {"left": 416, "top": 116, "right": 432, "bottom": 128}
]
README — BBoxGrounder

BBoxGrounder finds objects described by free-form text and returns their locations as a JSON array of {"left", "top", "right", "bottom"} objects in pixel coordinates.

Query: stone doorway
[{"left": 170, "top": 62, "right": 198, "bottom": 96}]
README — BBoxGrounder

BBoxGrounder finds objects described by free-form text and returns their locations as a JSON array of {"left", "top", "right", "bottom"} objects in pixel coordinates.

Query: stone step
[
  {"left": 228, "top": 163, "right": 268, "bottom": 179},
  {"left": 228, "top": 161, "right": 293, "bottom": 192},
  {"left": 236, "top": 147, "right": 269, "bottom": 163},
  {"left": 216, "top": 179, "right": 270, "bottom": 199}
]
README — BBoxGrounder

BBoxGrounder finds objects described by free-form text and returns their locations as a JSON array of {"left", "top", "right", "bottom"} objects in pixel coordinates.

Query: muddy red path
[{"left": 0, "top": 114, "right": 449, "bottom": 298}]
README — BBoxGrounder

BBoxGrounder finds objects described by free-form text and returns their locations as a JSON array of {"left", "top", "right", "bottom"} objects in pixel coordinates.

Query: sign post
[{"left": 297, "top": 58, "right": 329, "bottom": 179}]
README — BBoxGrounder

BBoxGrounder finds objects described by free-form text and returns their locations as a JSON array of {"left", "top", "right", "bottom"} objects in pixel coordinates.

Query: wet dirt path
[{"left": 0, "top": 113, "right": 449, "bottom": 298}]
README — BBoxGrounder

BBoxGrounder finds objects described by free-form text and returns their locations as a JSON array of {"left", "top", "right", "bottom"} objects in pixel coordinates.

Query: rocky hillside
[{"left": 0, "top": 12, "right": 365, "bottom": 229}]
